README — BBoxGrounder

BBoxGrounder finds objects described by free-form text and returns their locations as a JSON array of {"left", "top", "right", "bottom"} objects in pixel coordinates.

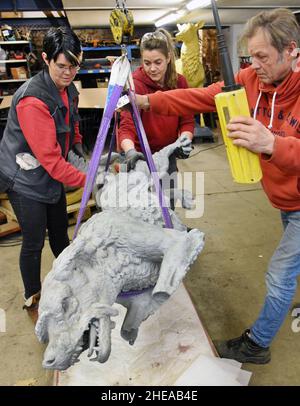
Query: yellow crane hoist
[
  {"left": 211, "top": 0, "right": 262, "bottom": 184},
  {"left": 110, "top": 0, "right": 134, "bottom": 44}
]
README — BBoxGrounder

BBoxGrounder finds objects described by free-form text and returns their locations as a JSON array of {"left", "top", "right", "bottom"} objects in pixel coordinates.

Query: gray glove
[
  {"left": 175, "top": 134, "right": 193, "bottom": 159},
  {"left": 67, "top": 150, "right": 89, "bottom": 173},
  {"left": 124, "top": 148, "right": 145, "bottom": 171},
  {"left": 72, "top": 142, "right": 85, "bottom": 159}
]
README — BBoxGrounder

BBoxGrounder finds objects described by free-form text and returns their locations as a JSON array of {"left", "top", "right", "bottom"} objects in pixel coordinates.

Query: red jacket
[
  {"left": 16, "top": 89, "right": 86, "bottom": 188},
  {"left": 118, "top": 66, "right": 194, "bottom": 153},
  {"left": 148, "top": 67, "right": 300, "bottom": 211}
]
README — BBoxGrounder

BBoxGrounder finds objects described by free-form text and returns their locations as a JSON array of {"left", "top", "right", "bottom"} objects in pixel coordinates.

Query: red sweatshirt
[
  {"left": 118, "top": 66, "right": 194, "bottom": 153},
  {"left": 148, "top": 67, "right": 300, "bottom": 211},
  {"left": 16, "top": 89, "right": 86, "bottom": 188}
]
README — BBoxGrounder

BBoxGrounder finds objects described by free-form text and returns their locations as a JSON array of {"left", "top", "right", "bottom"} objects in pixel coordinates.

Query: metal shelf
[
  {"left": 0, "top": 41, "right": 29, "bottom": 45},
  {"left": 0, "top": 40, "right": 32, "bottom": 89},
  {"left": 82, "top": 45, "right": 139, "bottom": 61},
  {"left": 82, "top": 45, "right": 138, "bottom": 51},
  {"left": 77, "top": 68, "right": 111, "bottom": 75},
  {"left": 0, "top": 78, "right": 27, "bottom": 83},
  {"left": 0, "top": 59, "right": 27, "bottom": 63}
]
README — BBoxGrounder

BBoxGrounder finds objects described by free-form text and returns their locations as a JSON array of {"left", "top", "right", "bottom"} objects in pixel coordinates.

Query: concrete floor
[{"left": 1, "top": 134, "right": 300, "bottom": 386}]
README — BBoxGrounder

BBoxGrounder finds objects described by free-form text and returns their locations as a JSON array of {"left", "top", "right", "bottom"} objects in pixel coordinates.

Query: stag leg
[
  {"left": 117, "top": 288, "right": 161, "bottom": 345},
  {"left": 153, "top": 229, "right": 205, "bottom": 300}
]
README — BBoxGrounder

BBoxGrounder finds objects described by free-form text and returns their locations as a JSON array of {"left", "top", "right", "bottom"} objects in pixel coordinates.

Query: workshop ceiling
[
  {"left": 1, "top": 1, "right": 299, "bottom": 27},
  {"left": 61, "top": 1, "right": 300, "bottom": 27}
]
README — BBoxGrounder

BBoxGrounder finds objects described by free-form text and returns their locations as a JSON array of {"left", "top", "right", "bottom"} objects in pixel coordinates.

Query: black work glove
[
  {"left": 175, "top": 134, "right": 193, "bottom": 159},
  {"left": 72, "top": 142, "right": 85, "bottom": 159},
  {"left": 124, "top": 148, "right": 145, "bottom": 171}
]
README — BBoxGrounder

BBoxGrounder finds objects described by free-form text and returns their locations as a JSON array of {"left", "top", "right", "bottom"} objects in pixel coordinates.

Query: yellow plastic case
[{"left": 215, "top": 88, "right": 262, "bottom": 183}]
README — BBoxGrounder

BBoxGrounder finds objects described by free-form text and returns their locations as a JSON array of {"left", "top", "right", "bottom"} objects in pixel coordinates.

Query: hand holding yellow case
[{"left": 215, "top": 88, "right": 262, "bottom": 184}]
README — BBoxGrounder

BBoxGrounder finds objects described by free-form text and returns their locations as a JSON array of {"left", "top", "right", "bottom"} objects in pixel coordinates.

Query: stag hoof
[{"left": 121, "top": 328, "right": 138, "bottom": 345}]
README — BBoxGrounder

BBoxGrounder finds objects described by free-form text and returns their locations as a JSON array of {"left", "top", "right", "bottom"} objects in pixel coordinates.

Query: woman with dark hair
[
  {"left": 118, "top": 28, "right": 194, "bottom": 208},
  {"left": 0, "top": 27, "right": 86, "bottom": 322}
]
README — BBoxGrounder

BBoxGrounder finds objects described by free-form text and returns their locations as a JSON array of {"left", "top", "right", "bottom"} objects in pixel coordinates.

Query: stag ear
[
  {"left": 196, "top": 20, "right": 205, "bottom": 30},
  {"left": 35, "top": 312, "right": 49, "bottom": 343}
]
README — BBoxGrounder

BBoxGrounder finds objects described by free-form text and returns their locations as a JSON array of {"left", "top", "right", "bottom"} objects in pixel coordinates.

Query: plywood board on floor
[
  {"left": 0, "top": 199, "right": 17, "bottom": 221},
  {"left": 0, "top": 220, "right": 20, "bottom": 237},
  {"left": 66, "top": 198, "right": 96, "bottom": 225}
]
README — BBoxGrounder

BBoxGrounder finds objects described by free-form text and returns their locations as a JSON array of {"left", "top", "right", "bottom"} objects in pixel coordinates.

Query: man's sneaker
[
  {"left": 215, "top": 329, "right": 271, "bottom": 364},
  {"left": 23, "top": 291, "right": 41, "bottom": 324},
  {"left": 291, "top": 303, "right": 300, "bottom": 316}
]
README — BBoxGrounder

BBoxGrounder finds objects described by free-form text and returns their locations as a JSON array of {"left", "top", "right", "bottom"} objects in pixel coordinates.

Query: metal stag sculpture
[
  {"left": 175, "top": 21, "right": 205, "bottom": 88},
  {"left": 35, "top": 137, "right": 205, "bottom": 371}
]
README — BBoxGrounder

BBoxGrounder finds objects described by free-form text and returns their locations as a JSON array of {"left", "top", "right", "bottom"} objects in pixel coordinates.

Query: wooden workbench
[{"left": 0, "top": 89, "right": 107, "bottom": 110}]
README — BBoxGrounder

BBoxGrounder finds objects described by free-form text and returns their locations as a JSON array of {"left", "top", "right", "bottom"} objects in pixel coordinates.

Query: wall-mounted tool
[{"left": 211, "top": 0, "right": 262, "bottom": 183}]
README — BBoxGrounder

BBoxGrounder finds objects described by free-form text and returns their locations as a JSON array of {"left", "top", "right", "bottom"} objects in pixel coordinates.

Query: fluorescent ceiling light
[
  {"left": 186, "top": 0, "right": 215, "bottom": 11},
  {"left": 155, "top": 9, "right": 187, "bottom": 27},
  {"left": 155, "top": 13, "right": 180, "bottom": 27}
]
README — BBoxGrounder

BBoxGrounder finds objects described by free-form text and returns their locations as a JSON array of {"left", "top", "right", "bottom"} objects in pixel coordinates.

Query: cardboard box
[
  {"left": 0, "top": 12, "right": 23, "bottom": 18},
  {"left": 0, "top": 96, "right": 13, "bottom": 110},
  {"left": 96, "top": 79, "right": 108, "bottom": 88},
  {"left": 10, "top": 66, "right": 27, "bottom": 79}
]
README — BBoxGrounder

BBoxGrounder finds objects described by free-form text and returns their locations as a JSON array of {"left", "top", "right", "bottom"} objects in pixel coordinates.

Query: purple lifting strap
[
  {"left": 74, "top": 82, "right": 173, "bottom": 237},
  {"left": 105, "top": 112, "right": 117, "bottom": 174},
  {"left": 128, "top": 90, "right": 173, "bottom": 229},
  {"left": 117, "top": 286, "right": 153, "bottom": 298},
  {"left": 73, "top": 84, "right": 124, "bottom": 238}
]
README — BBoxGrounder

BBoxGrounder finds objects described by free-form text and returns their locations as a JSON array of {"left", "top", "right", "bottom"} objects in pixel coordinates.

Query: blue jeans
[{"left": 251, "top": 210, "right": 300, "bottom": 348}]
